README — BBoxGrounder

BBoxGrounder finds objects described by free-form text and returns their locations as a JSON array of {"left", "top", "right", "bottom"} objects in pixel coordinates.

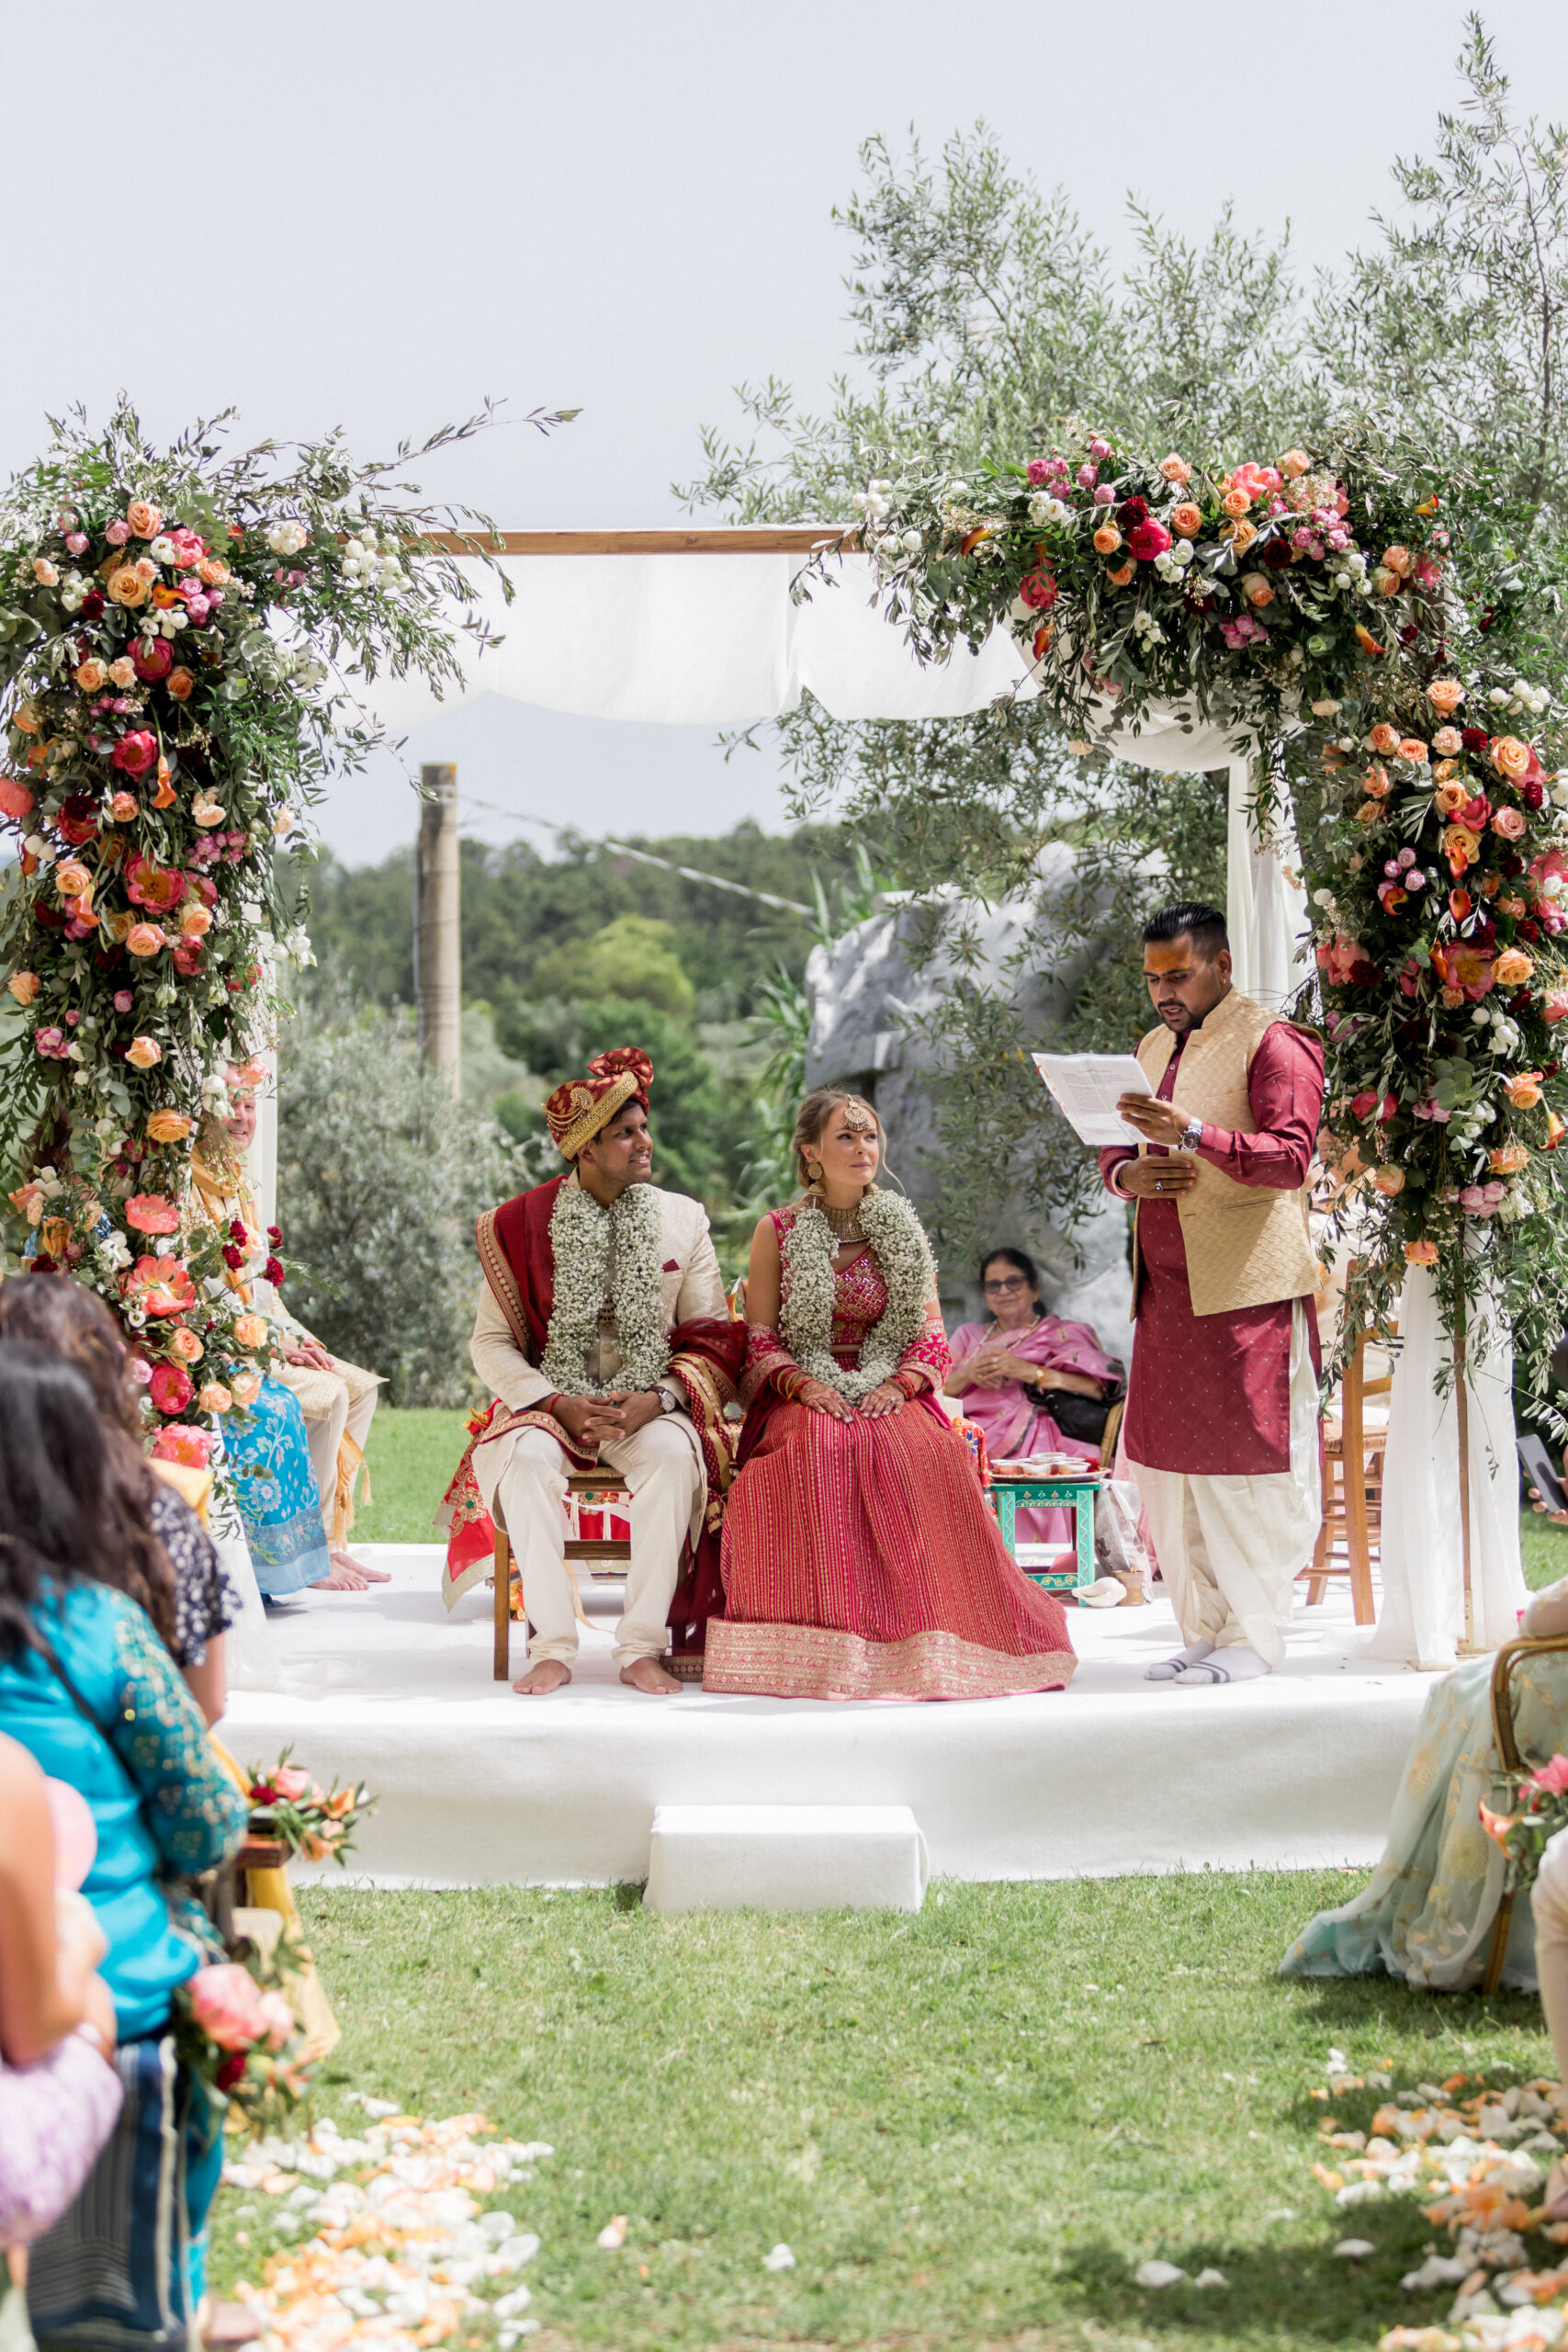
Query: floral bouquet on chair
[
  {"left": 243, "top": 1748, "right": 375, "bottom": 1867},
  {"left": 1481, "top": 1753, "right": 1568, "bottom": 1893},
  {"left": 176, "top": 1949, "right": 315, "bottom": 2131}
]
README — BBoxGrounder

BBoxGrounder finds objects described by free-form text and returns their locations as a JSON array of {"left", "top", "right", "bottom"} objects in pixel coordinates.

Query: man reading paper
[{"left": 1099, "top": 902, "right": 1325, "bottom": 1686}]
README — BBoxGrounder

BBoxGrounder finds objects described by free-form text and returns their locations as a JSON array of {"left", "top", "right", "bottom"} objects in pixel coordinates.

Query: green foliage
[
  {"left": 276, "top": 978, "right": 530, "bottom": 1407},
  {"left": 533, "top": 916, "right": 694, "bottom": 1019}
]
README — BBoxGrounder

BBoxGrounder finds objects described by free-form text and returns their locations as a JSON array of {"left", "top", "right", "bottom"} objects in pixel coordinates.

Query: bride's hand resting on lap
[
  {"left": 795, "top": 1377, "right": 857, "bottom": 1423},
  {"left": 860, "top": 1383, "right": 903, "bottom": 1419}
]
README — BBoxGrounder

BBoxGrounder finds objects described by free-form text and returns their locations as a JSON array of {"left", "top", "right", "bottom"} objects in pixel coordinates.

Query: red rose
[
  {"left": 1524, "top": 780, "right": 1545, "bottom": 808},
  {"left": 266, "top": 1226, "right": 282, "bottom": 1246},
  {"left": 1116, "top": 495, "right": 1149, "bottom": 527},
  {"left": 1461, "top": 726, "right": 1489, "bottom": 752},
  {"left": 131, "top": 638, "right": 174, "bottom": 684},
  {"left": 221, "top": 1244, "right": 245, "bottom": 1271},
  {"left": 1126, "top": 519, "right": 1172, "bottom": 562},
  {"left": 230, "top": 1219, "right": 248, "bottom": 1242},
  {"left": 1262, "top": 539, "right": 1292, "bottom": 570},
  {"left": 149, "top": 1363, "right": 194, "bottom": 1415},
  {"left": 1017, "top": 568, "right": 1057, "bottom": 611},
  {"left": 110, "top": 730, "right": 159, "bottom": 778},
  {"left": 265, "top": 1256, "right": 284, "bottom": 1287},
  {"left": 215, "top": 2052, "right": 248, "bottom": 2093},
  {"left": 57, "top": 792, "right": 101, "bottom": 845},
  {"left": 80, "top": 589, "right": 105, "bottom": 620}
]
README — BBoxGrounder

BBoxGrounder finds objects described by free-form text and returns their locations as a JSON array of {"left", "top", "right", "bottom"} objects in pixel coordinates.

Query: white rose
[{"left": 149, "top": 536, "right": 177, "bottom": 564}]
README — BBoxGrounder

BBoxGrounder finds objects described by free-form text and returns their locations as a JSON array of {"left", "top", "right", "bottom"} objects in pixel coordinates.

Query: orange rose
[
  {"left": 166, "top": 666, "right": 195, "bottom": 703},
  {"left": 1492, "top": 737, "right": 1532, "bottom": 780},
  {"left": 178, "top": 903, "right": 211, "bottom": 938},
  {"left": 1489, "top": 1143, "right": 1530, "bottom": 1174},
  {"left": 198, "top": 1383, "right": 233, "bottom": 1416},
  {"left": 74, "top": 658, "right": 108, "bottom": 692},
  {"left": 1404, "top": 1238, "right": 1439, "bottom": 1266},
  {"left": 1368, "top": 724, "right": 1400, "bottom": 753},
  {"left": 1092, "top": 525, "right": 1122, "bottom": 555},
  {"left": 1222, "top": 487, "right": 1251, "bottom": 516},
  {"left": 1169, "top": 503, "right": 1202, "bottom": 538},
  {"left": 1223, "top": 517, "right": 1258, "bottom": 554},
  {"left": 145, "top": 1110, "right": 194, "bottom": 1145},
  {"left": 1435, "top": 782, "right": 1468, "bottom": 815},
  {"left": 1355, "top": 801, "right": 1382, "bottom": 827},
  {"left": 1427, "top": 678, "right": 1464, "bottom": 714},
  {"left": 1159, "top": 455, "right": 1191, "bottom": 483},
  {"left": 1432, "top": 759, "right": 1458, "bottom": 782},
  {"left": 1361, "top": 765, "right": 1392, "bottom": 798},
  {"left": 1397, "top": 739, "right": 1430, "bottom": 763},
  {"left": 54, "top": 859, "right": 92, "bottom": 899},
  {"left": 1278, "top": 448, "right": 1311, "bottom": 479},
  {"left": 169, "top": 1327, "right": 205, "bottom": 1364},
  {"left": 125, "top": 1035, "right": 163, "bottom": 1069},
  {"left": 230, "top": 1371, "right": 263, "bottom": 1408},
  {"left": 6, "top": 972, "right": 39, "bottom": 1005},
  {"left": 1441, "top": 823, "right": 1482, "bottom": 867},
  {"left": 125, "top": 500, "right": 162, "bottom": 539},
  {"left": 109, "top": 790, "right": 139, "bottom": 821},
  {"left": 1382, "top": 545, "right": 1414, "bottom": 576},
  {"left": 40, "top": 1217, "right": 72, "bottom": 1260},
  {"left": 1372, "top": 1166, "right": 1405, "bottom": 1194},
  {"left": 1106, "top": 560, "right": 1135, "bottom": 587},
  {"left": 231, "top": 1314, "right": 269, "bottom": 1351},
  {"left": 107, "top": 566, "right": 148, "bottom": 608},
  {"left": 126, "top": 923, "right": 166, "bottom": 958},
  {"left": 1493, "top": 948, "right": 1535, "bottom": 986},
  {"left": 1504, "top": 1071, "right": 1544, "bottom": 1108},
  {"left": 1239, "top": 572, "right": 1274, "bottom": 608}
]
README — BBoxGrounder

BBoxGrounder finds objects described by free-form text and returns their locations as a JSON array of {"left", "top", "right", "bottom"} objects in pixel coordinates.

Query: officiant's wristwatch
[{"left": 1180, "top": 1115, "right": 1204, "bottom": 1151}]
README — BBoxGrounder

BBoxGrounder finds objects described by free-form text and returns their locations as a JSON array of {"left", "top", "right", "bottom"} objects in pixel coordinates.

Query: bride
[{"left": 702, "top": 1090, "right": 1077, "bottom": 1701}]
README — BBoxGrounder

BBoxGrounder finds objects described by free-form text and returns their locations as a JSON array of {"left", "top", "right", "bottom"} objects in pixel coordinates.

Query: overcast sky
[{"left": 6, "top": 0, "right": 1565, "bottom": 865}]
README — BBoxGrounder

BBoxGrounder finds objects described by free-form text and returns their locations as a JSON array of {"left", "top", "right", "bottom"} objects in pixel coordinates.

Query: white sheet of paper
[{"left": 1032, "top": 1052, "right": 1155, "bottom": 1148}]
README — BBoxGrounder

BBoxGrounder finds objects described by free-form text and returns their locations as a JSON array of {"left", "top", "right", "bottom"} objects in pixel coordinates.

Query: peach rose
[
  {"left": 1361, "top": 765, "right": 1392, "bottom": 798},
  {"left": 166, "top": 666, "right": 195, "bottom": 703},
  {"left": 1372, "top": 1166, "right": 1406, "bottom": 1195},
  {"left": 108, "top": 790, "right": 139, "bottom": 822},
  {"left": 231, "top": 1314, "right": 269, "bottom": 1351},
  {"left": 196, "top": 558, "right": 229, "bottom": 587},
  {"left": 1382, "top": 545, "right": 1414, "bottom": 576},
  {"left": 1223, "top": 517, "right": 1258, "bottom": 554},
  {"left": 1222, "top": 487, "right": 1251, "bottom": 516},
  {"left": 1494, "top": 948, "right": 1535, "bottom": 986},
  {"left": 1493, "top": 805, "right": 1529, "bottom": 841},
  {"left": 74, "top": 658, "right": 108, "bottom": 692},
  {"left": 178, "top": 902, "right": 212, "bottom": 939},
  {"left": 168, "top": 1327, "right": 204, "bottom": 1364},
  {"left": 1398, "top": 738, "right": 1430, "bottom": 763},
  {"left": 1404, "top": 1238, "right": 1440, "bottom": 1266},
  {"left": 1372, "top": 566, "right": 1402, "bottom": 596},
  {"left": 1106, "top": 560, "right": 1135, "bottom": 587},
  {"left": 1427, "top": 678, "right": 1464, "bottom": 714},
  {"left": 126, "top": 923, "right": 165, "bottom": 958},
  {"left": 1435, "top": 782, "right": 1468, "bottom": 815},
  {"left": 1159, "top": 455, "right": 1191, "bottom": 483},
  {"left": 1169, "top": 502, "right": 1202, "bottom": 538},
  {"left": 1355, "top": 801, "right": 1382, "bottom": 826},
  {"left": 1240, "top": 572, "right": 1274, "bottom": 608},
  {"left": 1368, "top": 724, "right": 1400, "bottom": 754},
  {"left": 1489, "top": 1143, "right": 1530, "bottom": 1174},
  {"left": 1504, "top": 1071, "right": 1544, "bottom": 1108},
  {"left": 1493, "top": 736, "right": 1532, "bottom": 779},
  {"left": 53, "top": 860, "right": 91, "bottom": 901},
  {"left": 1543, "top": 989, "right": 1568, "bottom": 1024},
  {"left": 1442, "top": 822, "right": 1482, "bottom": 864},
  {"left": 1432, "top": 759, "right": 1459, "bottom": 782},
  {"left": 107, "top": 656, "right": 136, "bottom": 689},
  {"left": 190, "top": 796, "right": 225, "bottom": 829},
  {"left": 198, "top": 1382, "right": 233, "bottom": 1416},
  {"left": 107, "top": 566, "right": 148, "bottom": 608},
  {"left": 230, "top": 1370, "right": 263, "bottom": 1408},
  {"left": 1432, "top": 727, "right": 1463, "bottom": 755},
  {"left": 7, "top": 972, "right": 40, "bottom": 1005},
  {"left": 145, "top": 1110, "right": 194, "bottom": 1145},
  {"left": 125, "top": 1035, "right": 163, "bottom": 1069},
  {"left": 1092, "top": 525, "right": 1122, "bottom": 554},
  {"left": 125, "top": 501, "right": 163, "bottom": 540}
]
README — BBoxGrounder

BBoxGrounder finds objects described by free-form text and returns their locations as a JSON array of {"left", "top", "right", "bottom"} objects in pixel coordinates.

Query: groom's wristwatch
[
  {"left": 655, "top": 1385, "right": 681, "bottom": 1416},
  {"left": 1180, "top": 1115, "right": 1204, "bottom": 1150}
]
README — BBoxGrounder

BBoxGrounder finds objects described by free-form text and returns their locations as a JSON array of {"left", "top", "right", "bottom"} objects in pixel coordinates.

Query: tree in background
[
  {"left": 276, "top": 975, "right": 528, "bottom": 1407},
  {"left": 679, "top": 16, "right": 1568, "bottom": 1269}
]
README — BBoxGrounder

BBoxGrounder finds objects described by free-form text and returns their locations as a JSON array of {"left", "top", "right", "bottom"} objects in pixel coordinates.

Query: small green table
[{"left": 987, "top": 1473, "right": 1100, "bottom": 1591}]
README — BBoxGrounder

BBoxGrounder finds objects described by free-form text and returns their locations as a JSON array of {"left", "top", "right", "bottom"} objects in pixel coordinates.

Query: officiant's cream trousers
[
  {"left": 494, "top": 1419, "right": 702, "bottom": 1667},
  {"left": 1129, "top": 1299, "right": 1321, "bottom": 1668}
]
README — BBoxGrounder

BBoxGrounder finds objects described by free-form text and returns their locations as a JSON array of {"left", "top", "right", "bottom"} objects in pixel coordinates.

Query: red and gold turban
[{"left": 544, "top": 1046, "right": 654, "bottom": 1160}]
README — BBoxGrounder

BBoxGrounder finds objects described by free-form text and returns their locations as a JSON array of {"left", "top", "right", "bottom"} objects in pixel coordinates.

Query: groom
[{"left": 463, "top": 1047, "right": 739, "bottom": 1696}]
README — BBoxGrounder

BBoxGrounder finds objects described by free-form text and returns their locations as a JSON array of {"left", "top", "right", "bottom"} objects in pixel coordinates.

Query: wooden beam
[{"left": 421, "top": 526, "right": 850, "bottom": 556}]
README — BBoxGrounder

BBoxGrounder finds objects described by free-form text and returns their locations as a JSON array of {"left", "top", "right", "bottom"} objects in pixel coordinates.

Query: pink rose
[
  {"left": 186, "top": 1962, "right": 268, "bottom": 2052},
  {"left": 65, "top": 531, "right": 89, "bottom": 555},
  {"left": 1493, "top": 805, "right": 1528, "bottom": 840},
  {"left": 1026, "top": 459, "right": 1050, "bottom": 486},
  {"left": 1018, "top": 568, "right": 1057, "bottom": 611},
  {"left": 152, "top": 1422, "right": 211, "bottom": 1467},
  {"left": 125, "top": 500, "right": 163, "bottom": 541},
  {"left": 33, "top": 1025, "right": 69, "bottom": 1058},
  {"left": 113, "top": 989, "right": 134, "bottom": 1012},
  {"left": 272, "top": 1765, "right": 311, "bottom": 1802},
  {"left": 104, "top": 520, "right": 130, "bottom": 547},
  {"left": 1126, "top": 519, "right": 1172, "bottom": 561},
  {"left": 1531, "top": 1755, "right": 1568, "bottom": 1796}
]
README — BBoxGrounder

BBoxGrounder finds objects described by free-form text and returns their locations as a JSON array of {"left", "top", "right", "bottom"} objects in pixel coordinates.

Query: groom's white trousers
[{"left": 491, "top": 1418, "right": 701, "bottom": 1668}]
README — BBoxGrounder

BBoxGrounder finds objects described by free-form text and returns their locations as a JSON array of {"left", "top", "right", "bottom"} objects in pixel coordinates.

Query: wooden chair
[
  {"left": 1483, "top": 1630, "right": 1568, "bottom": 1992},
  {"left": 1303, "top": 1329, "right": 1392, "bottom": 1627},
  {"left": 492, "top": 1471, "right": 631, "bottom": 1680},
  {"left": 1100, "top": 1397, "right": 1124, "bottom": 1467}
]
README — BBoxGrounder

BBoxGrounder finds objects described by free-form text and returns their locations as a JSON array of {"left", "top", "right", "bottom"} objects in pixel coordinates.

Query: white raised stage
[{"left": 222, "top": 1547, "right": 1438, "bottom": 1892}]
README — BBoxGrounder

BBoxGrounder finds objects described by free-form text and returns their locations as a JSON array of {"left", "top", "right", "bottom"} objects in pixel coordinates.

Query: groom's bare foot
[
  {"left": 619, "top": 1657, "right": 682, "bottom": 1696},
  {"left": 513, "top": 1659, "right": 573, "bottom": 1696}
]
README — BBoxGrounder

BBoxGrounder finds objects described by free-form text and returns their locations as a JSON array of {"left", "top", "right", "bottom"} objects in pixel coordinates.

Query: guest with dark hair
[
  {"left": 0, "top": 1280, "right": 240, "bottom": 1726},
  {"left": 946, "top": 1249, "right": 1122, "bottom": 1548},
  {"left": 0, "top": 1343, "right": 251, "bottom": 2348}
]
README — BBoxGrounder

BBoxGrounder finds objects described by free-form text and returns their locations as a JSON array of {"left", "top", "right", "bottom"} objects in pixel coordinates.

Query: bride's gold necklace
[{"left": 820, "top": 1199, "right": 866, "bottom": 1245}]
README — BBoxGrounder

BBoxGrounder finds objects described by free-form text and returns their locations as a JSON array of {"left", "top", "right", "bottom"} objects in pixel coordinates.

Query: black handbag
[{"left": 1033, "top": 1385, "right": 1111, "bottom": 1444}]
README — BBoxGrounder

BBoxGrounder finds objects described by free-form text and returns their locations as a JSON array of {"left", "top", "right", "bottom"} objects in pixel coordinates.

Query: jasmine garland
[
  {"left": 780, "top": 1188, "right": 934, "bottom": 1401},
  {"left": 540, "top": 1181, "right": 670, "bottom": 1397}
]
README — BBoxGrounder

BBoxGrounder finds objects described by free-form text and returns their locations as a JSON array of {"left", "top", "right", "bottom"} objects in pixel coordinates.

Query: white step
[{"left": 643, "top": 1803, "right": 928, "bottom": 1914}]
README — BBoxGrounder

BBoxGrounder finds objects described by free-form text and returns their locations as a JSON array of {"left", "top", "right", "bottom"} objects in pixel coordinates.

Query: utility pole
[{"left": 415, "top": 763, "right": 461, "bottom": 1093}]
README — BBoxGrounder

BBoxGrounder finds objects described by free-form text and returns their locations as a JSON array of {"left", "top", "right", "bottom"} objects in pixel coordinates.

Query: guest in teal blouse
[{"left": 0, "top": 1341, "right": 250, "bottom": 2347}]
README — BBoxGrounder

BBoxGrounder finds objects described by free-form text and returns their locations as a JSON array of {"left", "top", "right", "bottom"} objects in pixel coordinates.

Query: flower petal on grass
[
  {"left": 1134, "top": 2260, "right": 1187, "bottom": 2289},
  {"left": 762, "top": 2245, "right": 796, "bottom": 2272},
  {"left": 596, "top": 2216, "right": 628, "bottom": 2251}
]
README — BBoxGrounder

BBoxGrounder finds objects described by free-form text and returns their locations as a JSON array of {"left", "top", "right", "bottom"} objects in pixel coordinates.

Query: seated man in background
[{"left": 446, "top": 1047, "right": 742, "bottom": 1696}]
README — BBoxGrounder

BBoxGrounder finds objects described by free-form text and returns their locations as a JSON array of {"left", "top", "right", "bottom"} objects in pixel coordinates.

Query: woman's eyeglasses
[{"left": 983, "top": 1276, "right": 1029, "bottom": 1295}]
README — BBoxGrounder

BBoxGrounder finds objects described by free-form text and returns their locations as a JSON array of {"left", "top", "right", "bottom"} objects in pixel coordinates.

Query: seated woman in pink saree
[
  {"left": 946, "top": 1246, "right": 1123, "bottom": 1551},
  {"left": 703, "top": 1091, "right": 1077, "bottom": 1702}
]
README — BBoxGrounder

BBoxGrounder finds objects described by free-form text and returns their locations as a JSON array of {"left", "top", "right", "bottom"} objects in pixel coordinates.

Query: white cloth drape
[{"left": 1365, "top": 1263, "right": 1528, "bottom": 1670}]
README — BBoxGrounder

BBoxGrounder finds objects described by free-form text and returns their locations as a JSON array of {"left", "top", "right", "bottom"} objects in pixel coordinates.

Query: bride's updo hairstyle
[{"left": 790, "top": 1089, "right": 888, "bottom": 1198}]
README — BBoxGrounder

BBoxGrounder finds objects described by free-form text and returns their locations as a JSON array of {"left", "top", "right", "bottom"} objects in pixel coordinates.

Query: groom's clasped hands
[{"left": 554, "top": 1389, "right": 666, "bottom": 1449}]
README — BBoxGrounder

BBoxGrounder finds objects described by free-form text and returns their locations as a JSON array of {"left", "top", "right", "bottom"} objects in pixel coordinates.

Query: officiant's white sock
[
  {"left": 1173, "top": 1643, "right": 1269, "bottom": 1686},
  {"left": 1145, "top": 1640, "right": 1214, "bottom": 1682}
]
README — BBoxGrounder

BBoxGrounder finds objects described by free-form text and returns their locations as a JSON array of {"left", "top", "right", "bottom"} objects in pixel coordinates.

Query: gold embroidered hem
[{"left": 701, "top": 1619, "right": 1077, "bottom": 1702}]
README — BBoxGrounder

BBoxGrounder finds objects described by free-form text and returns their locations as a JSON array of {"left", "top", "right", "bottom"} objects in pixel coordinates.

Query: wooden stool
[
  {"left": 1303, "top": 1329, "right": 1390, "bottom": 1627},
  {"left": 987, "top": 1472, "right": 1100, "bottom": 1592},
  {"left": 492, "top": 1471, "right": 632, "bottom": 1680}
]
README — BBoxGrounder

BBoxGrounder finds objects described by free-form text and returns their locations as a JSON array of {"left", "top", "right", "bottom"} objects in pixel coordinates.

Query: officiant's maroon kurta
[{"left": 1099, "top": 1022, "right": 1324, "bottom": 1476}]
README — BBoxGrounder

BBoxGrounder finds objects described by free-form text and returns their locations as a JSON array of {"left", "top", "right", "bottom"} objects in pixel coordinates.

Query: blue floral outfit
[{"left": 222, "top": 1374, "right": 332, "bottom": 1597}]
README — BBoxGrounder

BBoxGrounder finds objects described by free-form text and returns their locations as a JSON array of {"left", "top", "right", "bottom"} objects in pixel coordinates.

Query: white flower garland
[
  {"left": 540, "top": 1181, "right": 670, "bottom": 1397},
  {"left": 778, "top": 1187, "right": 935, "bottom": 1402}
]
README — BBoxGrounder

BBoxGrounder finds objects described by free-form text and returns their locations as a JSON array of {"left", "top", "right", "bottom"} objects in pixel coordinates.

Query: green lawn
[
  {"left": 212, "top": 1872, "right": 1553, "bottom": 2352},
  {"left": 348, "top": 1406, "right": 471, "bottom": 1544}
]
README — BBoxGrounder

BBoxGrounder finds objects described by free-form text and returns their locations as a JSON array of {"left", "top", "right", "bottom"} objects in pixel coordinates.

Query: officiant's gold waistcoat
[{"left": 1134, "top": 986, "right": 1318, "bottom": 1317}]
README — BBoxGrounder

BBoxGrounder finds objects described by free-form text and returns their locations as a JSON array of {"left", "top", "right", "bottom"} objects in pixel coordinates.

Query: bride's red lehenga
[{"left": 702, "top": 1208, "right": 1077, "bottom": 1701}]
